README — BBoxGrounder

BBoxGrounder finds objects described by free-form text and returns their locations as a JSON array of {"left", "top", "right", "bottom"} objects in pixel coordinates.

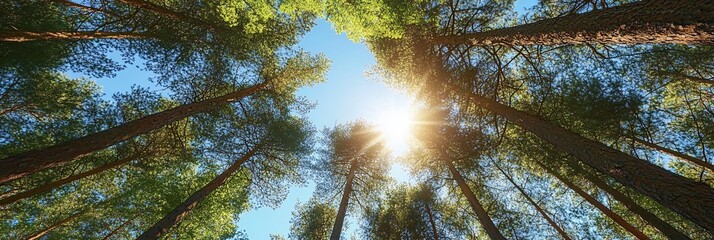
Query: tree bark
[
  {"left": 491, "top": 161, "right": 572, "bottom": 240},
  {"left": 0, "top": 83, "right": 266, "bottom": 185},
  {"left": 537, "top": 162, "right": 649, "bottom": 239},
  {"left": 443, "top": 158, "right": 506, "bottom": 240},
  {"left": 569, "top": 162, "right": 691, "bottom": 240},
  {"left": 628, "top": 135, "right": 714, "bottom": 173},
  {"left": 330, "top": 161, "right": 356, "bottom": 240},
  {"left": 136, "top": 144, "right": 261, "bottom": 239},
  {"left": 424, "top": 202, "right": 440, "bottom": 240},
  {"left": 431, "top": 0, "right": 714, "bottom": 45},
  {"left": 449, "top": 84, "right": 714, "bottom": 232},
  {"left": 116, "top": 0, "right": 225, "bottom": 32},
  {"left": 24, "top": 209, "right": 87, "bottom": 240},
  {"left": 0, "top": 31, "right": 150, "bottom": 42},
  {"left": 0, "top": 154, "right": 137, "bottom": 206}
]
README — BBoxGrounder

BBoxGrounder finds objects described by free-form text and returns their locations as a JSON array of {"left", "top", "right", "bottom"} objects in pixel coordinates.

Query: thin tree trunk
[
  {"left": 491, "top": 161, "right": 572, "bottom": 240},
  {"left": 24, "top": 209, "right": 87, "bottom": 240},
  {"left": 449, "top": 84, "right": 714, "bottom": 232},
  {"left": 431, "top": 0, "right": 714, "bottom": 45},
  {"left": 330, "top": 161, "right": 356, "bottom": 240},
  {"left": 116, "top": 0, "right": 225, "bottom": 32},
  {"left": 443, "top": 158, "right": 506, "bottom": 240},
  {"left": 136, "top": 144, "right": 261, "bottom": 239},
  {"left": 424, "top": 202, "right": 440, "bottom": 240},
  {"left": 0, "top": 154, "right": 137, "bottom": 206},
  {"left": 50, "top": 0, "right": 118, "bottom": 17},
  {"left": 537, "top": 161, "right": 650, "bottom": 239},
  {"left": 0, "top": 83, "right": 266, "bottom": 185},
  {"left": 101, "top": 215, "right": 139, "bottom": 240},
  {"left": 569, "top": 162, "right": 691, "bottom": 240},
  {"left": 628, "top": 135, "right": 714, "bottom": 173},
  {"left": 0, "top": 31, "right": 150, "bottom": 42}
]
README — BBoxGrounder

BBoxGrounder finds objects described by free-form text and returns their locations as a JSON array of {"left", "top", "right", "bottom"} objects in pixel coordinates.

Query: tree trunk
[
  {"left": 50, "top": 0, "right": 118, "bottom": 17},
  {"left": 569, "top": 162, "right": 690, "bottom": 240},
  {"left": 443, "top": 158, "right": 506, "bottom": 240},
  {"left": 0, "top": 31, "right": 150, "bottom": 42},
  {"left": 136, "top": 144, "right": 261, "bottom": 239},
  {"left": 0, "top": 154, "right": 137, "bottom": 206},
  {"left": 0, "top": 83, "right": 266, "bottom": 185},
  {"left": 628, "top": 135, "right": 714, "bottom": 172},
  {"left": 424, "top": 202, "right": 440, "bottom": 240},
  {"left": 449, "top": 84, "right": 714, "bottom": 232},
  {"left": 492, "top": 161, "right": 572, "bottom": 240},
  {"left": 101, "top": 215, "right": 139, "bottom": 240},
  {"left": 537, "top": 162, "right": 649, "bottom": 239},
  {"left": 431, "top": 0, "right": 714, "bottom": 45},
  {"left": 24, "top": 209, "right": 87, "bottom": 240},
  {"left": 116, "top": 0, "right": 224, "bottom": 32},
  {"left": 330, "top": 161, "right": 356, "bottom": 240}
]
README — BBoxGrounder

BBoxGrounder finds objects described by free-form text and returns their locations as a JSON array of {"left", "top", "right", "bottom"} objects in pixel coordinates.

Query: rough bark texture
[
  {"left": 0, "top": 154, "right": 137, "bottom": 206},
  {"left": 452, "top": 85, "right": 714, "bottom": 232},
  {"left": 538, "top": 162, "right": 650, "bottom": 240},
  {"left": 116, "top": 0, "right": 224, "bottom": 32},
  {"left": 0, "top": 83, "right": 266, "bottom": 185},
  {"left": 570, "top": 163, "right": 691, "bottom": 240},
  {"left": 424, "top": 203, "right": 440, "bottom": 240},
  {"left": 629, "top": 135, "right": 714, "bottom": 173},
  {"left": 330, "top": 161, "right": 356, "bottom": 240},
  {"left": 492, "top": 161, "right": 572, "bottom": 240},
  {"left": 443, "top": 158, "right": 506, "bottom": 240},
  {"left": 432, "top": 0, "right": 714, "bottom": 45},
  {"left": 0, "top": 31, "right": 149, "bottom": 42},
  {"left": 136, "top": 144, "right": 261, "bottom": 240},
  {"left": 25, "top": 209, "right": 87, "bottom": 240}
]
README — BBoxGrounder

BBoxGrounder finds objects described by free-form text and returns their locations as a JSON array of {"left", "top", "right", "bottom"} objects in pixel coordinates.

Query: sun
[{"left": 375, "top": 108, "right": 414, "bottom": 155}]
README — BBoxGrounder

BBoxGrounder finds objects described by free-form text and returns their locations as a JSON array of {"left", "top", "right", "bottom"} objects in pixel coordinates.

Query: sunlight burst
[{"left": 375, "top": 108, "right": 414, "bottom": 155}]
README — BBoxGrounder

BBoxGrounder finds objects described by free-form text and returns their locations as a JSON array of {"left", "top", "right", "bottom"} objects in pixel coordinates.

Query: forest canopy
[{"left": 1, "top": 0, "right": 713, "bottom": 239}]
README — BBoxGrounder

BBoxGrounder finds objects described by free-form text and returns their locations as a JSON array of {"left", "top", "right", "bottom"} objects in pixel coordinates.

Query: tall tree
[
  {"left": 431, "top": 0, "right": 714, "bottom": 45},
  {"left": 313, "top": 122, "right": 389, "bottom": 240},
  {"left": 0, "top": 51, "right": 327, "bottom": 184},
  {"left": 136, "top": 143, "right": 262, "bottom": 239},
  {"left": 491, "top": 159, "right": 572, "bottom": 240},
  {"left": 289, "top": 198, "right": 336, "bottom": 240}
]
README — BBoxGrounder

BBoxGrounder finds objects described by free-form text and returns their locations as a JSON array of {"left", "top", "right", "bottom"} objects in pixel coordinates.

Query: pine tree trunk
[
  {"left": 0, "top": 31, "right": 150, "bottom": 42},
  {"left": 136, "top": 144, "right": 261, "bottom": 239},
  {"left": 116, "top": 0, "right": 224, "bottom": 32},
  {"left": 101, "top": 215, "right": 139, "bottom": 240},
  {"left": 629, "top": 135, "right": 714, "bottom": 172},
  {"left": 569, "top": 163, "right": 691, "bottom": 240},
  {"left": 424, "top": 202, "right": 440, "bottom": 240},
  {"left": 443, "top": 158, "right": 506, "bottom": 240},
  {"left": 0, "top": 83, "right": 266, "bottom": 185},
  {"left": 0, "top": 154, "right": 137, "bottom": 206},
  {"left": 24, "top": 209, "right": 87, "bottom": 240},
  {"left": 537, "top": 162, "right": 650, "bottom": 239},
  {"left": 450, "top": 84, "right": 714, "bottom": 232},
  {"left": 431, "top": 0, "right": 714, "bottom": 45},
  {"left": 330, "top": 161, "right": 356, "bottom": 240},
  {"left": 492, "top": 161, "right": 572, "bottom": 240}
]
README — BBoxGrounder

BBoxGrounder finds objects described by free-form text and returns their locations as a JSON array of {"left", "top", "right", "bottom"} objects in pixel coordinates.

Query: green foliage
[
  {"left": 289, "top": 198, "right": 336, "bottom": 239},
  {"left": 313, "top": 121, "right": 390, "bottom": 208}
]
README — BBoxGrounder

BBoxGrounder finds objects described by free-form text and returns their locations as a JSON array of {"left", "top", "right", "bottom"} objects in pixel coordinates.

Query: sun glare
[{"left": 375, "top": 108, "right": 414, "bottom": 155}]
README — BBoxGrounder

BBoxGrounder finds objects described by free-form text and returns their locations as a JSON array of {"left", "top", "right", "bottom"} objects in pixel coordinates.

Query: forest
[{"left": 1, "top": 0, "right": 713, "bottom": 239}]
